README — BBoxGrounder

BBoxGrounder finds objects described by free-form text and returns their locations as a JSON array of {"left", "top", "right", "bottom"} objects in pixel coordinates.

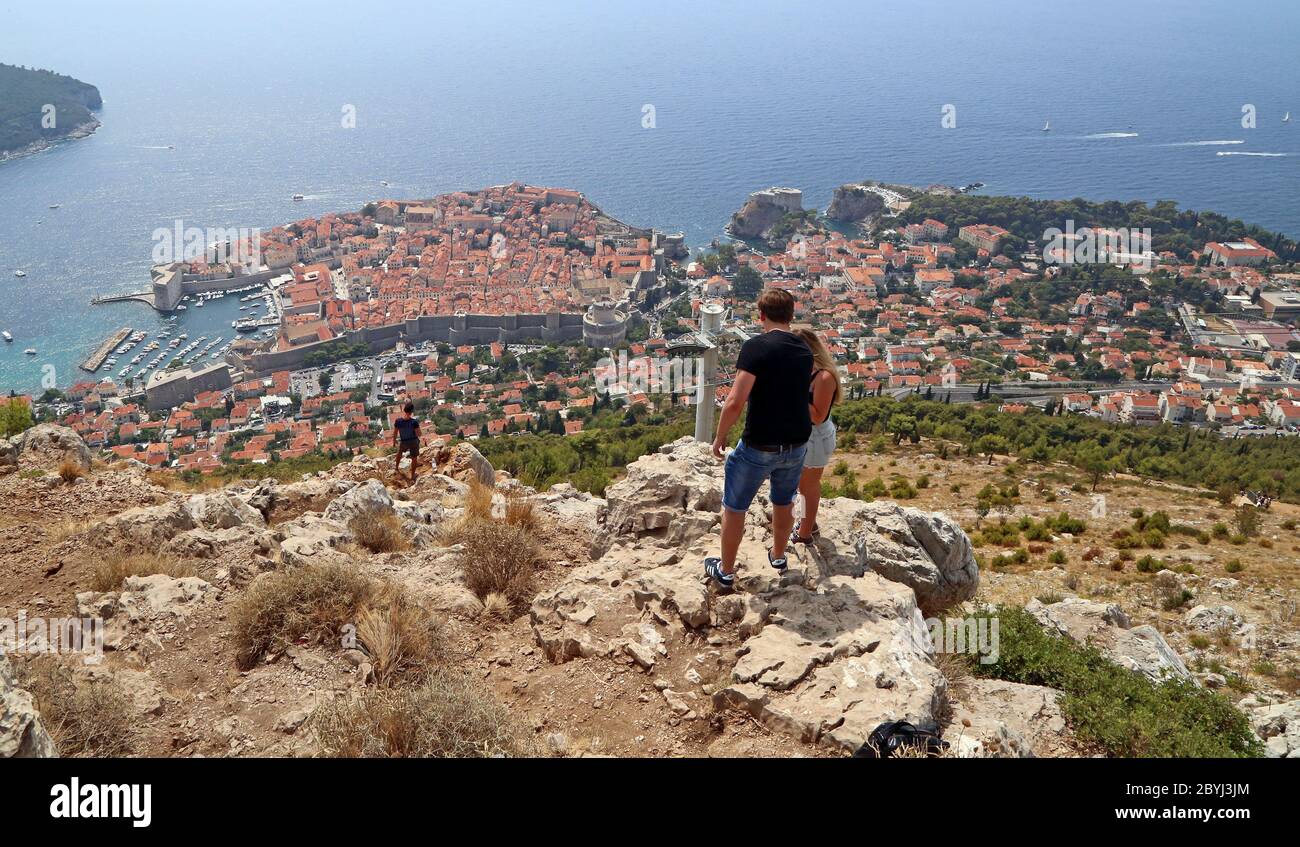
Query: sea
[{"left": 1, "top": 0, "right": 1298, "bottom": 393}]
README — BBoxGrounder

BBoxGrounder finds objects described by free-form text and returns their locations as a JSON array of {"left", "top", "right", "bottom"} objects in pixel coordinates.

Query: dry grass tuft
[
  {"left": 503, "top": 492, "right": 539, "bottom": 534},
  {"left": 90, "top": 551, "right": 196, "bottom": 592},
  {"left": 309, "top": 671, "right": 533, "bottom": 758},
  {"left": 481, "top": 592, "right": 511, "bottom": 621},
  {"left": 46, "top": 518, "right": 99, "bottom": 545},
  {"left": 455, "top": 521, "right": 540, "bottom": 610},
  {"left": 231, "top": 562, "right": 378, "bottom": 670},
  {"left": 57, "top": 459, "right": 85, "bottom": 484},
  {"left": 464, "top": 479, "right": 494, "bottom": 522},
  {"left": 15, "top": 658, "right": 134, "bottom": 757},
  {"left": 349, "top": 513, "right": 411, "bottom": 554},
  {"left": 356, "top": 599, "right": 443, "bottom": 686}
]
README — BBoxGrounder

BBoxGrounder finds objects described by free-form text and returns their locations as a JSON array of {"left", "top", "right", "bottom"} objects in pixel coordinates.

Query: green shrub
[
  {"left": 973, "top": 607, "right": 1263, "bottom": 757},
  {"left": 1224, "top": 559, "right": 1245, "bottom": 574},
  {"left": 1048, "top": 550, "right": 1067, "bottom": 565},
  {"left": 1135, "top": 555, "right": 1163, "bottom": 574}
]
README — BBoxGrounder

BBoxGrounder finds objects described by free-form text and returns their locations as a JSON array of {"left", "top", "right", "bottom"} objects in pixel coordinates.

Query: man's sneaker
[
  {"left": 768, "top": 548, "right": 788, "bottom": 573},
  {"left": 704, "top": 557, "right": 735, "bottom": 592}
]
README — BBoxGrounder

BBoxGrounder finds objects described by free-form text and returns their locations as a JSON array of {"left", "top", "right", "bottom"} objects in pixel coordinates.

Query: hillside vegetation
[
  {"left": 0, "top": 63, "right": 102, "bottom": 154},
  {"left": 897, "top": 194, "right": 1300, "bottom": 261}
]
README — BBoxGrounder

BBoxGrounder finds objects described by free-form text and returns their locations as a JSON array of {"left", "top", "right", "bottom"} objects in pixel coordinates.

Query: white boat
[
  {"left": 1042, "top": 120, "right": 1050, "bottom": 131},
  {"left": 1, "top": 331, "right": 11, "bottom": 342},
  {"left": 177, "top": 304, "right": 187, "bottom": 311},
  {"left": 13, "top": 270, "right": 26, "bottom": 278},
  {"left": 24, "top": 348, "right": 36, "bottom": 355},
  {"left": 1285, "top": 112, "right": 1292, "bottom": 123}
]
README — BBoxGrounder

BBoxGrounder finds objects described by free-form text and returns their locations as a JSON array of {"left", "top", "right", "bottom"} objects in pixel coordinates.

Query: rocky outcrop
[
  {"left": 825, "top": 184, "right": 885, "bottom": 223},
  {"left": 951, "top": 679, "right": 1070, "bottom": 758},
  {"left": 729, "top": 187, "right": 803, "bottom": 241},
  {"left": 816, "top": 499, "right": 978, "bottom": 614},
  {"left": 1025, "top": 597, "right": 1193, "bottom": 684},
  {"left": 1247, "top": 699, "right": 1300, "bottom": 758},
  {"left": 3, "top": 424, "right": 91, "bottom": 474},
  {"left": 537, "top": 483, "right": 607, "bottom": 527},
  {"left": 530, "top": 438, "right": 982, "bottom": 752},
  {"left": 187, "top": 491, "right": 265, "bottom": 530},
  {"left": 0, "top": 655, "right": 56, "bottom": 758},
  {"left": 715, "top": 571, "right": 947, "bottom": 749},
  {"left": 431, "top": 443, "right": 495, "bottom": 487},
  {"left": 1183, "top": 604, "right": 1245, "bottom": 633},
  {"left": 96, "top": 501, "right": 196, "bottom": 550},
  {"left": 323, "top": 478, "right": 398, "bottom": 526},
  {"left": 599, "top": 437, "right": 722, "bottom": 553}
]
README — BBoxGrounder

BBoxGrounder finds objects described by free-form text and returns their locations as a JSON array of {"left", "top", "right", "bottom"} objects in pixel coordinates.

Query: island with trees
[{"left": 0, "top": 63, "right": 103, "bottom": 161}]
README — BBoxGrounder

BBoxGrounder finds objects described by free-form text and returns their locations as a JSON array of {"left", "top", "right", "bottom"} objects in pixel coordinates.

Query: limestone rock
[
  {"left": 13, "top": 424, "right": 91, "bottom": 474},
  {"left": 539, "top": 483, "right": 607, "bottom": 526},
  {"left": 816, "top": 499, "right": 979, "bottom": 613},
  {"left": 431, "top": 443, "right": 495, "bottom": 487},
  {"left": 186, "top": 491, "right": 265, "bottom": 530},
  {"left": 1248, "top": 699, "right": 1300, "bottom": 758},
  {"left": 96, "top": 500, "right": 196, "bottom": 550},
  {"left": 1183, "top": 604, "right": 1244, "bottom": 633},
  {"left": 0, "top": 655, "right": 56, "bottom": 758},
  {"left": 323, "top": 478, "right": 397, "bottom": 527},
  {"left": 163, "top": 526, "right": 255, "bottom": 559},
  {"left": 951, "top": 679, "right": 1070, "bottom": 758},
  {"left": 261, "top": 478, "right": 357, "bottom": 523},
  {"left": 716, "top": 572, "right": 947, "bottom": 751},
  {"left": 1026, "top": 597, "right": 1192, "bottom": 683},
  {"left": 600, "top": 437, "right": 721, "bottom": 551},
  {"left": 275, "top": 516, "right": 354, "bottom": 568},
  {"left": 116, "top": 575, "right": 217, "bottom": 620}
]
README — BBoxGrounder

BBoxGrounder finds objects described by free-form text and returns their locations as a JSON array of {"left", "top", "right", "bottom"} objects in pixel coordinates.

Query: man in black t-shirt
[
  {"left": 392, "top": 402, "right": 422, "bottom": 484},
  {"left": 704, "top": 289, "right": 812, "bottom": 592}
]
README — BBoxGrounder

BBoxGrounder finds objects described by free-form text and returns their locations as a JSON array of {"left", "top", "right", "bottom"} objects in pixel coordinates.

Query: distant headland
[{"left": 0, "top": 63, "right": 102, "bottom": 162}]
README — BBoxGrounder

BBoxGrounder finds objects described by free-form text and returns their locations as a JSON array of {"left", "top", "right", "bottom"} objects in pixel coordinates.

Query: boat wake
[
  {"left": 1084, "top": 132, "right": 1139, "bottom": 139},
  {"left": 1216, "top": 151, "right": 1287, "bottom": 157},
  {"left": 1163, "top": 140, "right": 1245, "bottom": 146}
]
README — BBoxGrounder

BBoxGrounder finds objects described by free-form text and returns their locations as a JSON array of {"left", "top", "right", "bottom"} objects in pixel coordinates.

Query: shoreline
[{"left": 0, "top": 118, "right": 101, "bottom": 165}]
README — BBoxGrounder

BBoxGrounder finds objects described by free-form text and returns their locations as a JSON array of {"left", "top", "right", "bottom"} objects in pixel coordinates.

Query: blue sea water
[{"left": 1, "top": 0, "right": 1298, "bottom": 393}]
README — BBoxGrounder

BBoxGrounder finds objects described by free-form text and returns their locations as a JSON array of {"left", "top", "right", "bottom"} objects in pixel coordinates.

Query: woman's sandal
[{"left": 790, "top": 521, "right": 820, "bottom": 545}]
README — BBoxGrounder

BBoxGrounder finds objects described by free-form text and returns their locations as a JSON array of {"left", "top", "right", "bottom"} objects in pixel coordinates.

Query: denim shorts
[
  {"left": 804, "top": 419, "right": 837, "bottom": 468},
  {"left": 723, "top": 439, "right": 807, "bottom": 512}
]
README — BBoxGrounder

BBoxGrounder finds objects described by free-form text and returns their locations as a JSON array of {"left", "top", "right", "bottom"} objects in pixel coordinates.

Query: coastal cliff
[
  {"left": 728, "top": 187, "right": 803, "bottom": 241},
  {"left": 727, "top": 186, "right": 824, "bottom": 249},
  {"left": 826, "top": 183, "right": 886, "bottom": 223},
  {"left": 0, "top": 64, "right": 102, "bottom": 161}
]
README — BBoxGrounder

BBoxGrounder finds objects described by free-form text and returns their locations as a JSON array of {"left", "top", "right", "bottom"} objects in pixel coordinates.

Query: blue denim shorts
[{"left": 723, "top": 439, "right": 808, "bottom": 512}]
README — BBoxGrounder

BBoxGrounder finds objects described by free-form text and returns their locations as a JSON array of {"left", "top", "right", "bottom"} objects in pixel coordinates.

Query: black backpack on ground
[{"left": 852, "top": 721, "right": 950, "bottom": 758}]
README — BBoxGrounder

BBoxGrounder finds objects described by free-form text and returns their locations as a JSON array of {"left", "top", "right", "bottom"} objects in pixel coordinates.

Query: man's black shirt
[{"left": 735, "top": 329, "right": 812, "bottom": 446}]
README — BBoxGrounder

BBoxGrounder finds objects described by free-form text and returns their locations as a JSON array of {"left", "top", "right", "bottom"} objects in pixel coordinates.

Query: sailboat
[
  {"left": 1285, "top": 112, "right": 1292, "bottom": 123},
  {"left": 1042, "top": 120, "right": 1051, "bottom": 132}
]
